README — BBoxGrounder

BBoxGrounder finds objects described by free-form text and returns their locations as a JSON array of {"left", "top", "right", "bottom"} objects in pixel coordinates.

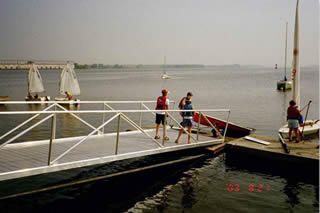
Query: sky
[{"left": 0, "top": 0, "right": 318, "bottom": 66}]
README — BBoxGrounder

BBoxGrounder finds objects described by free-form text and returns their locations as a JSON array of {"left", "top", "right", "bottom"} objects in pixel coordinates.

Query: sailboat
[
  {"left": 161, "top": 56, "right": 171, "bottom": 79},
  {"left": 25, "top": 64, "right": 50, "bottom": 102},
  {"left": 277, "top": 22, "right": 292, "bottom": 91},
  {"left": 278, "top": 0, "right": 319, "bottom": 139},
  {"left": 55, "top": 63, "right": 81, "bottom": 105}
]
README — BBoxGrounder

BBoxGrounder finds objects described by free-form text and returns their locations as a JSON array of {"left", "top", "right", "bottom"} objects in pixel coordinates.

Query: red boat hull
[{"left": 193, "top": 112, "right": 252, "bottom": 137}]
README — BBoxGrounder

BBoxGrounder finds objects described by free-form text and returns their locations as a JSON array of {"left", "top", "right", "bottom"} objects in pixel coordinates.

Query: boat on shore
[
  {"left": 193, "top": 112, "right": 253, "bottom": 137},
  {"left": 278, "top": 0, "right": 319, "bottom": 138},
  {"left": 279, "top": 120, "right": 320, "bottom": 139}
]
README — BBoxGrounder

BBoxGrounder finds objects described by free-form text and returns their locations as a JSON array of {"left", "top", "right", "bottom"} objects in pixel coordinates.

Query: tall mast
[
  {"left": 292, "top": 0, "right": 300, "bottom": 107},
  {"left": 284, "top": 22, "right": 288, "bottom": 81},
  {"left": 163, "top": 55, "right": 166, "bottom": 74}
]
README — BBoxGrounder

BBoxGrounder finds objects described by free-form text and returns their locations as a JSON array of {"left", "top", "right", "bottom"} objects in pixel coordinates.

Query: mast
[
  {"left": 284, "top": 22, "right": 288, "bottom": 81},
  {"left": 163, "top": 55, "right": 166, "bottom": 74},
  {"left": 292, "top": 0, "right": 300, "bottom": 107}
]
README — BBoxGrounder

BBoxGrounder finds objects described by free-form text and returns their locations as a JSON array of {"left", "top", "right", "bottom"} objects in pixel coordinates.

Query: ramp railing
[{"left": 0, "top": 101, "right": 230, "bottom": 167}]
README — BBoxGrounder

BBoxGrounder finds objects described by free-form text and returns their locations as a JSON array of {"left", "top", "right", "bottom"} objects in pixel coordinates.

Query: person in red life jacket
[
  {"left": 154, "top": 89, "right": 170, "bottom": 140},
  {"left": 287, "top": 100, "right": 302, "bottom": 142},
  {"left": 178, "top": 92, "right": 193, "bottom": 117}
]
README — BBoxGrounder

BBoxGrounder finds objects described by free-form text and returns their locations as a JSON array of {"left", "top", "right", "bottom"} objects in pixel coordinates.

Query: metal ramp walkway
[
  {"left": 0, "top": 101, "right": 230, "bottom": 181},
  {"left": 0, "top": 128, "right": 222, "bottom": 181}
]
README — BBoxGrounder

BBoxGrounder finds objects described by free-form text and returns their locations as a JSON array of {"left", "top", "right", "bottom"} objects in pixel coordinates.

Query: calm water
[{"left": 0, "top": 66, "right": 319, "bottom": 212}]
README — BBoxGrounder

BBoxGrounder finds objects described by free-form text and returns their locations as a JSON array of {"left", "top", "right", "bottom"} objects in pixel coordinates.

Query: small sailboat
[
  {"left": 161, "top": 56, "right": 171, "bottom": 79},
  {"left": 25, "top": 64, "right": 50, "bottom": 102},
  {"left": 277, "top": 22, "right": 292, "bottom": 91},
  {"left": 55, "top": 64, "right": 81, "bottom": 105},
  {"left": 278, "top": 0, "right": 319, "bottom": 139}
]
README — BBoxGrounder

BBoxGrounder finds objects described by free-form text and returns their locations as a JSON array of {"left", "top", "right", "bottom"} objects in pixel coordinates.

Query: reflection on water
[{"left": 283, "top": 179, "right": 301, "bottom": 208}]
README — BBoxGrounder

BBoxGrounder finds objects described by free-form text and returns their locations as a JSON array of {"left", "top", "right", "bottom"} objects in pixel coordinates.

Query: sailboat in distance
[
  {"left": 161, "top": 56, "right": 171, "bottom": 79},
  {"left": 55, "top": 63, "right": 81, "bottom": 105},
  {"left": 277, "top": 22, "right": 292, "bottom": 91},
  {"left": 25, "top": 64, "right": 50, "bottom": 101},
  {"left": 278, "top": 0, "right": 319, "bottom": 138}
]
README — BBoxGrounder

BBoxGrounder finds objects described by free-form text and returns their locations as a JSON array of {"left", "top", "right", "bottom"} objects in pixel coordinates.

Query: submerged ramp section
[{"left": 0, "top": 128, "right": 222, "bottom": 181}]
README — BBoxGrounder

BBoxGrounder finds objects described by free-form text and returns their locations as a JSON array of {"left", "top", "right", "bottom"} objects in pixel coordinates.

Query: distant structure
[{"left": 0, "top": 60, "right": 74, "bottom": 70}]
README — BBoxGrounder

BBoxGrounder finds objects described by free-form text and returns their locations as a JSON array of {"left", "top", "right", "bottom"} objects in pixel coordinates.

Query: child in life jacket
[
  {"left": 154, "top": 89, "right": 170, "bottom": 140},
  {"left": 175, "top": 99, "right": 194, "bottom": 144}
]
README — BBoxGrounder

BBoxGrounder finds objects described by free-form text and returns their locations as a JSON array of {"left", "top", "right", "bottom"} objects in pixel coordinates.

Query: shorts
[
  {"left": 288, "top": 119, "right": 299, "bottom": 129},
  {"left": 181, "top": 119, "right": 193, "bottom": 128},
  {"left": 155, "top": 114, "right": 165, "bottom": 125}
]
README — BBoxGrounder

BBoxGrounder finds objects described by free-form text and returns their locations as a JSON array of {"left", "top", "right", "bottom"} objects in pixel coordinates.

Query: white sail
[
  {"left": 28, "top": 64, "right": 45, "bottom": 93},
  {"left": 59, "top": 64, "right": 80, "bottom": 96},
  {"left": 291, "top": 0, "right": 300, "bottom": 107}
]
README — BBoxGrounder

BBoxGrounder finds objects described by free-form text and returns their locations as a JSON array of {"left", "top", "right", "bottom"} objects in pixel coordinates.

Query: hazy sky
[{"left": 0, "top": 0, "right": 318, "bottom": 66}]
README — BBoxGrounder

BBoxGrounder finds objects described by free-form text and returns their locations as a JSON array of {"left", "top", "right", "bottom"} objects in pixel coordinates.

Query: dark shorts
[
  {"left": 181, "top": 119, "right": 193, "bottom": 128},
  {"left": 155, "top": 114, "right": 165, "bottom": 125}
]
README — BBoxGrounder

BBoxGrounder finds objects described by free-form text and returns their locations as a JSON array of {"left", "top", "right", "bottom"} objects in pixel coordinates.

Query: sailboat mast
[
  {"left": 284, "top": 22, "right": 288, "bottom": 81},
  {"left": 163, "top": 56, "right": 166, "bottom": 74},
  {"left": 292, "top": 0, "right": 300, "bottom": 107}
]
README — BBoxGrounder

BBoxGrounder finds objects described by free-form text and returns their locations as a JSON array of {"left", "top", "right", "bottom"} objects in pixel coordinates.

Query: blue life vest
[{"left": 183, "top": 104, "right": 193, "bottom": 117}]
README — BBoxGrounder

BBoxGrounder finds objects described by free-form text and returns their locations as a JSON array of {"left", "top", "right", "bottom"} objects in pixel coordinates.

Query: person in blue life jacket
[
  {"left": 154, "top": 89, "right": 170, "bottom": 140},
  {"left": 175, "top": 99, "right": 194, "bottom": 144},
  {"left": 178, "top": 92, "right": 193, "bottom": 117}
]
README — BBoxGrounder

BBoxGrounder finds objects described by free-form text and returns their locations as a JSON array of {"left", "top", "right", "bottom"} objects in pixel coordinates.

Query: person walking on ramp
[
  {"left": 178, "top": 92, "right": 193, "bottom": 117},
  {"left": 154, "top": 89, "right": 170, "bottom": 140},
  {"left": 175, "top": 99, "right": 194, "bottom": 144}
]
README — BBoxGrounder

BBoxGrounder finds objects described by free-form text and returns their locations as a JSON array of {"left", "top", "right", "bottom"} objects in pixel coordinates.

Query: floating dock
[{"left": 0, "top": 127, "right": 222, "bottom": 181}]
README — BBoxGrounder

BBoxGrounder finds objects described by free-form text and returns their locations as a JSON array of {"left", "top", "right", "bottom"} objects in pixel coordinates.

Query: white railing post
[
  {"left": 197, "top": 111, "right": 201, "bottom": 141},
  {"left": 162, "top": 112, "right": 167, "bottom": 145},
  {"left": 139, "top": 102, "right": 143, "bottom": 127},
  {"left": 223, "top": 111, "right": 231, "bottom": 141},
  {"left": 102, "top": 103, "right": 106, "bottom": 134},
  {"left": 48, "top": 112, "right": 56, "bottom": 165},
  {"left": 115, "top": 114, "right": 121, "bottom": 155}
]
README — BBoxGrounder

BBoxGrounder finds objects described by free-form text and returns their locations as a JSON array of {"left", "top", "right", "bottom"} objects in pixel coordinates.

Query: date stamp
[{"left": 226, "top": 184, "right": 270, "bottom": 192}]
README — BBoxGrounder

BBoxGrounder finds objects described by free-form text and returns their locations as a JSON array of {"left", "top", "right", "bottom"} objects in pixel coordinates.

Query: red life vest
[{"left": 155, "top": 96, "right": 168, "bottom": 110}]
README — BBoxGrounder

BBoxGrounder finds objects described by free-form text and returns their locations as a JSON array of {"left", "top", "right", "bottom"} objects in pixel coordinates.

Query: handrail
[
  {"left": 0, "top": 114, "right": 54, "bottom": 150},
  {"left": 0, "top": 109, "right": 230, "bottom": 115},
  {"left": 55, "top": 103, "right": 103, "bottom": 135},
  {"left": 50, "top": 113, "right": 120, "bottom": 165},
  {"left": 0, "top": 103, "right": 56, "bottom": 141},
  {"left": 0, "top": 101, "right": 230, "bottom": 168},
  {"left": 0, "top": 100, "right": 176, "bottom": 104}
]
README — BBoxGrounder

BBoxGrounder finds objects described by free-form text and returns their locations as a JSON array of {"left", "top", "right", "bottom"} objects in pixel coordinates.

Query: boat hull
[
  {"left": 25, "top": 96, "right": 50, "bottom": 102},
  {"left": 278, "top": 120, "right": 320, "bottom": 139},
  {"left": 193, "top": 112, "right": 253, "bottom": 137},
  {"left": 277, "top": 80, "right": 292, "bottom": 91},
  {"left": 55, "top": 97, "right": 80, "bottom": 106}
]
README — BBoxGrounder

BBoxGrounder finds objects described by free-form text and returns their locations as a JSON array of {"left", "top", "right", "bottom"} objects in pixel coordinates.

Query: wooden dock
[
  {"left": 225, "top": 134, "right": 319, "bottom": 173},
  {"left": 0, "top": 127, "right": 222, "bottom": 181}
]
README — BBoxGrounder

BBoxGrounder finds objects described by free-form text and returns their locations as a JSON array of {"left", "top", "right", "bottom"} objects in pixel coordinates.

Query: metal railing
[{"left": 0, "top": 101, "right": 230, "bottom": 166}]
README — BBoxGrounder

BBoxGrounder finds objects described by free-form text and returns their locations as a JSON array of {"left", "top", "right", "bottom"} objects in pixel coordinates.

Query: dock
[
  {"left": 0, "top": 128, "right": 222, "bottom": 181},
  {"left": 225, "top": 134, "right": 319, "bottom": 175},
  {"left": 0, "top": 101, "right": 230, "bottom": 183}
]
